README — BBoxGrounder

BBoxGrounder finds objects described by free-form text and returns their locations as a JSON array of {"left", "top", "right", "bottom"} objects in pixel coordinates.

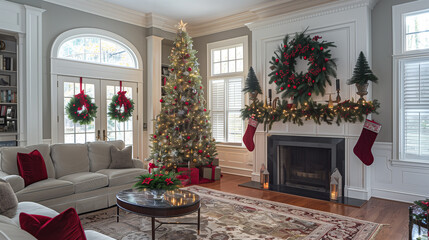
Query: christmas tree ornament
[
  {"left": 108, "top": 81, "right": 135, "bottom": 122},
  {"left": 353, "top": 119, "right": 381, "bottom": 166},
  {"left": 269, "top": 30, "right": 337, "bottom": 104},
  {"left": 66, "top": 77, "right": 98, "bottom": 125}
]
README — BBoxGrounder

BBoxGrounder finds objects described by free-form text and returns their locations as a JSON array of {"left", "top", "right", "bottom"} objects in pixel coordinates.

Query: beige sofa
[
  {"left": 0, "top": 201, "right": 114, "bottom": 240},
  {"left": 0, "top": 141, "right": 147, "bottom": 214}
]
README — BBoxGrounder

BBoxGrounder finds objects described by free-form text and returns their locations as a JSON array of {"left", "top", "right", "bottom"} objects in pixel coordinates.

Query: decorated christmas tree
[
  {"left": 149, "top": 21, "right": 217, "bottom": 170},
  {"left": 242, "top": 67, "right": 262, "bottom": 99}
]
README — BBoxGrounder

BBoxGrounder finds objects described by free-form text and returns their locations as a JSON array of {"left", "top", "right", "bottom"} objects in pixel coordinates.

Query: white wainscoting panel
[
  {"left": 217, "top": 146, "right": 253, "bottom": 177},
  {"left": 372, "top": 142, "right": 429, "bottom": 203}
]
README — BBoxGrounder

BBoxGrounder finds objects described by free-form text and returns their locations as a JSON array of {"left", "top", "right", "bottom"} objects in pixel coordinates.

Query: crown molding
[
  {"left": 43, "top": 0, "right": 379, "bottom": 37},
  {"left": 246, "top": 0, "right": 378, "bottom": 32},
  {"left": 42, "top": 0, "right": 179, "bottom": 33}
]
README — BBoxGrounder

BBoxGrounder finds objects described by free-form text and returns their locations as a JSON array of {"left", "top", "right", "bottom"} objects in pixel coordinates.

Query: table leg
[
  {"left": 197, "top": 208, "right": 200, "bottom": 235},
  {"left": 152, "top": 217, "right": 155, "bottom": 240},
  {"left": 116, "top": 206, "right": 119, "bottom": 223}
]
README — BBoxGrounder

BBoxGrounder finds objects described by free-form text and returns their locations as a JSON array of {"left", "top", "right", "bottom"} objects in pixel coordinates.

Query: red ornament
[
  {"left": 187, "top": 67, "right": 192, "bottom": 72},
  {"left": 293, "top": 85, "right": 297, "bottom": 89},
  {"left": 187, "top": 136, "right": 191, "bottom": 140},
  {"left": 280, "top": 87, "right": 284, "bottom": 90},
  {"left": 171, "top": 68, "right": 174, "bottom": 71},
  {"left": 287, "top": 84, "right": 291, "bottom": 88},
  {"left": 308, "top": 92, "right": 312, "bottom": 96},
  {"left": 185, "top": 102, "right": 189, "bottom": 105},
  {"left": 275, "top": 59, "right": 279, "bottom": 63},
  {"left": 206, "top": 155, "right": 210, "bottom": 158},
  {"left": 274, "top": 80, "right": 277, "bottom": 83},
  {"left": 322, "top": 67, "right": 326, "bottom": 71},
  {"left": 200, "top": 86, "right": 203, "bottom": 89},
  {"left": 320, "top": 47, "right": 324, "bottom": 50},
  {"left": 198, "top": 150, "right": 203, "bottom": 153},
  {"left": 311, "top": 47, "right": 314, "bottom": 51},
  {"left": 166, "top": 136, "right": 169, "bottom": 139},
  {"left": 160, "top": 99, "right": 164, "bottom": 103},
  {"left": 304, "top": 56, "right": 307, "bottom": 60},
  {"left": 78, "top": 107, "right": 82, "bottom": 111},
  {"left": 276, "top": 72, "right": 279, "bottom": 76},
  {"left": 188, "top": 80, "right": 191, "bottom": 83},
  {"left": 175, "top": 98, "right": 177, "bottom": 101},
  {"left": 204, "top": 109, "right": 207, "bottom": 112},
  {"left": 284, "top": 45, "right": 287, "bottom": 48},
  {"left": 185, "top": 53, "right": 190, "bottom": 58},
  {"left": 153, "top": 135, "right": 157, "bottom": 139},
  {"left": 73, "top": 104, "right": 75, "bottom": 107},
  {"left": 174, "top": 86, "right": 177, "bottom": 90},
  {"left": 325, "top": 58, "right": 329, "bottom": 62}
]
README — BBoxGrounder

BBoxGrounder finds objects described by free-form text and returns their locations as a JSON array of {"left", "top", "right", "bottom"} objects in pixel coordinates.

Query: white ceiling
[{"left": 101, "top": 0, "right": 286, "bottom": 24}]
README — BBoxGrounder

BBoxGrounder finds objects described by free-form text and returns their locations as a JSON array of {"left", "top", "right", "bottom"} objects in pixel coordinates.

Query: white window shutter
[{"left": 403, "top": 60, "right": 429, "bottom": 159}]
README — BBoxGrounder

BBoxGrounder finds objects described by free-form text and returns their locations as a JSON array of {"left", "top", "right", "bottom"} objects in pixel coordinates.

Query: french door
[{"left": 58, "top": 76, "right": 138, "bottom": 156}]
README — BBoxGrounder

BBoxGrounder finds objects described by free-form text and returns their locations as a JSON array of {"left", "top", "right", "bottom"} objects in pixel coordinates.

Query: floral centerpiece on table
[{"left": 134, "top": 168, "right": 181, "bottom": 192}]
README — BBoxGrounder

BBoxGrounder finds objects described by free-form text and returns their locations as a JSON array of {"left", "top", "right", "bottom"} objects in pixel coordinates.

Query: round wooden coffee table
[{"left": 116, "top": 189, "right": 200, "bottom": 239}]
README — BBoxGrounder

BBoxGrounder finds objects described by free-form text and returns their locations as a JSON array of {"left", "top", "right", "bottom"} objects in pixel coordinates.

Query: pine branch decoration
[{"left": 348, "top": 51, "right": 378, "bottom": 85}]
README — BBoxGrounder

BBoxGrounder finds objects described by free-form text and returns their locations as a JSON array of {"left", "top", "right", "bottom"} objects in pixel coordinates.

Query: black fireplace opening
[{"left": 267, "top": 135, "right": 345, "bottom": 200}]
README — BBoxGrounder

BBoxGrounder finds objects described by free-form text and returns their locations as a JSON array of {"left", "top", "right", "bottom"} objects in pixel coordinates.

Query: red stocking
[
  {"left": 353, "top": 119, "right": 381, "bottom": 166},
  {"left": 243, "top": 118, "right": 258, "bottom": 151}
]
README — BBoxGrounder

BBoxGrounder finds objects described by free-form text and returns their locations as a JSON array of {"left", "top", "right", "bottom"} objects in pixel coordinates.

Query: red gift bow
[
  {"left": 117, "top": 90, "right": 131, "bottom": 113},
  {"left": 76, "top": 77, "right": 90, "bottom": 111}
]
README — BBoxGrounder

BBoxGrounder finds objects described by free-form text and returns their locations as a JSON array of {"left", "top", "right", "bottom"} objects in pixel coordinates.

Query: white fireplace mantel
[{"left": 247, "top": 0, "right": 375, "bottom": 200}]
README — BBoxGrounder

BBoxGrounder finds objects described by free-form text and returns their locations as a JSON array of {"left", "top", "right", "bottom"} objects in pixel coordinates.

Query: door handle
[
  {"left": 103, "top": 130, "right": 107, "bottom": 141},
  {"left": 97, "top": 130, "right": 101, "bottom": 141}
]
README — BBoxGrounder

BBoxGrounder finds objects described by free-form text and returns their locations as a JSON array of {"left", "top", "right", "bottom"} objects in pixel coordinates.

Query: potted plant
[
  {"left": 242, "top": 67, "right": 262, "bottom": 101},
  {"left": 134, "top": 168, "right": 181, "bottom": 200},
  {"left": 347, "top": 51, "right": 378, "bottom": 101}
]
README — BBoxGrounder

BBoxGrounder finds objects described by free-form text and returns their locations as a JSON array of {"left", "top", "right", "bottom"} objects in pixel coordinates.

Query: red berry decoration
[
  {"left": 174, "top": 86, "right": 177, "bottom": 90},
  {"left": 160, "top": 99, "right": 164, "bottom": 103},
  {"left": 166, "top": 136, "right": 169, "bottom": 139},
  {"left": 153, "top": 135, "right": 157, "bottom": 139},
  {"left": 200, "top": 86, "right": 203, "bottom": 89},
  {"left": 198, "top": 150, "right": 203, "bottom": 153},
  {"left": 187, "top": 67, "right": 192, "bottom": 72},
  {"left": 308, "top": 92, "right": 312, "bottom": 96},
  {"left": 187, "top": 136, "right": 191, "bottom": 140},
  {"left": 171, "top": 68, "right": 174, "bottom": 72},
  {"left": 206, "top": 155, "right": 210, "bottom": 158},
  {"left": 204, "top": 109, "right": 207, "bottom": 112},
  {"left": 185, "top": 102, "right": 189, "bottom": 105},
  {"left": 269, "top": 30, "right": 336, "bottom": 104}
]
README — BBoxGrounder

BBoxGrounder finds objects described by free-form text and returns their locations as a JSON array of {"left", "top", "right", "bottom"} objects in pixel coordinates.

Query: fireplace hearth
[{"left": 239, "top": 135, "right": 367, "bottom": 207}]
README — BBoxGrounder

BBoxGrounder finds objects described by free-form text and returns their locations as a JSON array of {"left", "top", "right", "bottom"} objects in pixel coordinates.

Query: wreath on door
[
  {"left": 65, "top": 77, "right": 98, "bottom": 125},
  {"left": 108, "top": 81, "right": 135, "bottom": 122},
  {"left": 269, "top": 30, "right": 337, "bottom": 104}
]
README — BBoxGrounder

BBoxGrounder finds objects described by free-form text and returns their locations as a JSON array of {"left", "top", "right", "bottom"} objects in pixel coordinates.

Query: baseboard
[
  {"left": 221, "top": 165, "right": 252, "bottom": 177},
  {"left": 371, "top": 188, "right": 429, "bottom": 203},
  {"left": 346, "top": 187, "right": 370, "bottom": 200}
]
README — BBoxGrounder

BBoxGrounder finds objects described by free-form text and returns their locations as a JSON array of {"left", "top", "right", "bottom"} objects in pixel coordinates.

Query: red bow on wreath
[
  {"left": 117, "top": 90, "right": 131, "bottom": 113},
  {"left": 76, "top": 78, "right": 89, "bottom": 111}
]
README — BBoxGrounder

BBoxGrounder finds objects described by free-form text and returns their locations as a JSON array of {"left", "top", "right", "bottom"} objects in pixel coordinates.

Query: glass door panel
[
  {"left": 101, "top": 81, "right": 138, "bottom": 156},
  {"left": 58, "top": 76, "right": 100, "bottom": 144}
]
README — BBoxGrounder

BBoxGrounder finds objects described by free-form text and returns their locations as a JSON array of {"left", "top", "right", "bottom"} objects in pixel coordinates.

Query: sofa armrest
[
  {"left": 132, "top": 159, "right": 143, "bottom": 169},
  {"left": 0, "top": 171, "right": 24, "bottom": 193}
]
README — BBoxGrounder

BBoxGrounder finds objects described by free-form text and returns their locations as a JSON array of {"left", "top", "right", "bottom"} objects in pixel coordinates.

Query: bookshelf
[{"left": 0, "top": 33, "right": 18, "bottom": 144}]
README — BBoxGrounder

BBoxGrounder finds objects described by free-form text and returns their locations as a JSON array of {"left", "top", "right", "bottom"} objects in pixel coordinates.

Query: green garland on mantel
[{"left": 241, "top": 99, "right": 380, "bottom": 129}]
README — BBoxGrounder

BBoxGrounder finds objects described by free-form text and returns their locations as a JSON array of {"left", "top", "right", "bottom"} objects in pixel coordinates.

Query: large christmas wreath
[
  {"left": 108, "top": 85, "right": 134, "bottom": 122},
  {"left": 66, "top": 90, "right": 98, "bottom": 125},
  {"left": 269, "top": 30, "right": 337, "bottom": 104}
]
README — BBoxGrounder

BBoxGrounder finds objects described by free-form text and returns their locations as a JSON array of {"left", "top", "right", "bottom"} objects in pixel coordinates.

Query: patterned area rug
[{"left": 80, "top": 186, "right": 381, "bottom": 239}]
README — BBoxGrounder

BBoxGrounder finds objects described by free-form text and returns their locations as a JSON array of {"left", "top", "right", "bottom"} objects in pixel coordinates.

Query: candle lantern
[
  {"left": 262, "top": 169, "right": 270, "bottom": 189},
  {"left": 330, "top": 178, "right": 339, "bottom": 201},
  {"left": 259, "top": 164, "right": 266, "bottom": 186}
]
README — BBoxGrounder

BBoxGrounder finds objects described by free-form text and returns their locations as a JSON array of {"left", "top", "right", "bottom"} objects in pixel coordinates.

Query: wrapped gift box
[
  {"left": 201, "top": 166, "right": 221, "bottom": 180},
  {"left": 177, "top": 167, "right": 199, "bottom": 184}
]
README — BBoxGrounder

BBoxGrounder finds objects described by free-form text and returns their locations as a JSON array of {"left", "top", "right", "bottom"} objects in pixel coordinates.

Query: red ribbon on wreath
[
  {"left": 117, "top": 81, "right": 132, "bottom": 114},
  {"left": 76, "top": 77, "right": 89, "bottom": 112}
]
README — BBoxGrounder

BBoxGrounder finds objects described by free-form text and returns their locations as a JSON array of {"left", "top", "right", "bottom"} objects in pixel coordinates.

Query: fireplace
[{"left": 267, "top": 135, "right": 345, "bottom": 200}]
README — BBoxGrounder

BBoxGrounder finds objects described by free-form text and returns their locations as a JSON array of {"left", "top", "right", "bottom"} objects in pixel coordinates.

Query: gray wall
[
  {"left": 162, "top": 40, "right": 174, "bottom": 66},
  {"left": 372, "top": 0, "right": 416, "bottom": 142},
  {"left": 7, "top": 0, "right": 174, "bottom": 140},
  {"left": 193, "top": 27, "right": 252, "bottom": 95}
]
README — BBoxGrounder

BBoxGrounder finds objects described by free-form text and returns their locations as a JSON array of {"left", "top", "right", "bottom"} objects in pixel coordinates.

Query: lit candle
[
  {"left": 336, "top": 79, "right": 340, "bottom": 91},
  {"left": 263, "top": 182, "right": 269, "bottom": 189}
]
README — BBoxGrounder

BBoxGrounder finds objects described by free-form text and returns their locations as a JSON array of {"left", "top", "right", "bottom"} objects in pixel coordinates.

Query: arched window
[{"left": 57, "top": 35, "right": 138, "bottom": 68}]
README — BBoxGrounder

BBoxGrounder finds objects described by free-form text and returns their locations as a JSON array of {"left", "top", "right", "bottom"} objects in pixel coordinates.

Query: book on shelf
[
  {"left": 0, "top": 105, "right": 16, "bottom": 118},
  {"left": 0, "top": 56, "right": 14, "bottom": 71}
]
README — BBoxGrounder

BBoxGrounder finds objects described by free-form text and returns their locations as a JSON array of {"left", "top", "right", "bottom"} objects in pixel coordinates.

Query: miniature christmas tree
[
  {"left": 149, "top": 21, "right": 217, "bottom": 170},
  {"left": 348, "top": 51, "right": 378, "bottom": 85},
  {"left": 242, "top": 67, "right": 262, "bottom": 99}
]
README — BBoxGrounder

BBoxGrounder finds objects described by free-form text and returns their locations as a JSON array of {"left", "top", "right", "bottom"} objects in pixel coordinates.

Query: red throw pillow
[
  {"left": 17, "top": 150, "right": 48, "bottom": 186},
  {"left": 20, "top": 208, "right": 87, "bottom": 240}
]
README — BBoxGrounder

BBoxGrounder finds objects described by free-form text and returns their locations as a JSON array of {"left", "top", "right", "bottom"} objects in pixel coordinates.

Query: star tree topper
[{"left": 177, "top": 20, "right": 188, "bottom": 32}]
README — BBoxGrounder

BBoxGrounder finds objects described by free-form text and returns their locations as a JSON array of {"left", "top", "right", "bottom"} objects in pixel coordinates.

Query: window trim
[
  {"left": 393, "top": 1, "right": 429, "bottom": 163},
  {"left": 207, "top": 36, "right": 248, "bottom": 146}
]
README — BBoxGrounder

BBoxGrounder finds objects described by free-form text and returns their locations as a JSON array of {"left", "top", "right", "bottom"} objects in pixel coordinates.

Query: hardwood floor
[{"left": 201, "top": 173, "right": 410, "bottom": 240}]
